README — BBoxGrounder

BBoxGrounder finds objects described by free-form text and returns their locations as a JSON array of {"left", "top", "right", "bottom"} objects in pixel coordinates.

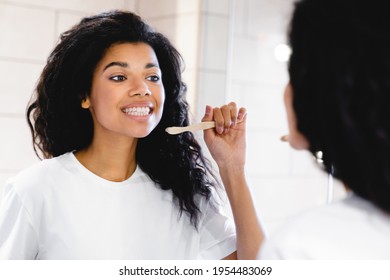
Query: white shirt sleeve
[
  {"left": 0, "top": 182, "right": 39, "bottom": 260},
  {"left": 198, "top": 201, "right": 236, "bottom": 260}
]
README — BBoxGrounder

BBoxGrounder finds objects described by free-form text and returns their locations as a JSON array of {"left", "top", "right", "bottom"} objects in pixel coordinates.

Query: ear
[
  {"left": 81, "top": 97, "right": 91, "bottom": 109},
  {"left": 284, "top": 83, "right": 309, "bottom": 150}
]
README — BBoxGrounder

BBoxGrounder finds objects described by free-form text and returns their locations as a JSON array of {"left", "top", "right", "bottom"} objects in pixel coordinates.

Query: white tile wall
[
  {"left": 202, "top": 0, "right": 230, "bottom": 15},
  {"left": 0, "top": 4, "right": 56, "bottom": 61},
  {"left": 232, "top": 0, "right": 250, "bottom": 35},
  {"left": 226, "top": 82, "right": 245, "bottom": 105},
  {"left": 0, "top": 0, "right": 128, "bottom": 13},
  {"left": 0, "top": 117, "right": 39, "bottom": 171},
  {"left": 240, "top": 83, "right": 287, "bottom": 130},
  {"left": 194, "top": 1, "right": 231, "bottom": 120},
  {"left": 145, "top": 17, "right": 177, "bottom": 42},
  {"left": 247, "top": 0, "right": 293, "bottom": 36},
  {"left": 197, "top": 70, "right": 227, "bottom": 118},
  {"left": 0, "top": 60, "right": 43, "bottom": 115},
  {"left": 138, "top": 0, "right": 200, "bottom": 18},
  {"left": 246, "top": 131, "right": 291, "bottom": 176},
  {"left": 56, "top": 11, "right": 88, "bottom": 38},
  {"left": 231, "top": 35, "right": 289, "bottom": 85},
  {"left": 127, "top": 0, "right": 137, "bottom": 12},
  {"left": 199, "top": 15, "right": 229, "bottom": 71}
]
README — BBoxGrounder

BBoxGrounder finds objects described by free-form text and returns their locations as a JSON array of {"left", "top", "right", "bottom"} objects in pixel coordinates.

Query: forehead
[{"left": 97, "top": 42, "right": 159, "bottom": 67}]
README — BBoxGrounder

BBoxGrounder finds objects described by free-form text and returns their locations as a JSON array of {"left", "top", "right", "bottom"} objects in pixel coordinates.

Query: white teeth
[{"left": 122, "top": 107, "right": 151, "bottom": 116}]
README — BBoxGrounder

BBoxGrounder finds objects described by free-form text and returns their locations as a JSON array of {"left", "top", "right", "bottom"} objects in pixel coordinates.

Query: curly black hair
[
  {"left": 289, "top": 0, "right": 390, "bottom": 213},
  {"left": 26, "top": 10, "right": 216, "bottom": 228}
]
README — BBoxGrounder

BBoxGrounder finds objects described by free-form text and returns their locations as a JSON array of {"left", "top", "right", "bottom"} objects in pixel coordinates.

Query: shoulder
[
  {"left": 268, "top": 194, "right": 370, "bottom": 236},
  {"left": 5, "top": 153, "right": 72, "bottom": 201},
  {"left": 259, "top": 194, "right": 390, "bottom": 259}
]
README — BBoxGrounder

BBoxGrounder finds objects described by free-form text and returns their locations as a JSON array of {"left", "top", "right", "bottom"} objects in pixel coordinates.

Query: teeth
[{"left": 122, "top": 107, "right": 151, "bottom": 116}]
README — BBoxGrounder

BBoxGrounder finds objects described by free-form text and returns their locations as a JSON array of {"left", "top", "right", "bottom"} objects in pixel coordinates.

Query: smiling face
[{"left": 82, "top": 42, "right": 165, "bottom": 141}]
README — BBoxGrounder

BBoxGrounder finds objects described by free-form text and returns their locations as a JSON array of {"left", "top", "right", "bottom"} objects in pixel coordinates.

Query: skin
[
  {"left": 283, "top": 83, "right": 309, "bottom": 150},
  {"left": 74, "top": 42, "right": 245, "bottom": 259}
]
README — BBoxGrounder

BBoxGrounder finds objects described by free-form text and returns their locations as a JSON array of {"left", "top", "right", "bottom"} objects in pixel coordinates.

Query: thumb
[{"left": 201, "top": 105, "right": 213, "bottom": 122}]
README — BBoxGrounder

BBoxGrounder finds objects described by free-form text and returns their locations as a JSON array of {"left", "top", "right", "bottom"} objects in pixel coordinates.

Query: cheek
[
  {"left": 284, "top": 85, "right": 295, "bottom": 133},
  {"left": 284, "top": 84, "right": 309, "bottom": 150},
  {"left": 89, "top": 91, "right": 118, "bottom": 123}
]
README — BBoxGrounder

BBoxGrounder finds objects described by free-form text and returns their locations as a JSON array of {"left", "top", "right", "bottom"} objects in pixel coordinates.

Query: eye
[
  {"left": 146, "top": 75, "right": 160, "bottom": 82},
  {"left": 110, "top": 75, "right": 127, "bottom": 82}
]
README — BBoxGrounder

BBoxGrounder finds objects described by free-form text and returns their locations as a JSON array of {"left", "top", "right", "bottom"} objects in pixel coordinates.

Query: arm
[{"left": 202, "top": 103, "right": 264, "bottom": 260}]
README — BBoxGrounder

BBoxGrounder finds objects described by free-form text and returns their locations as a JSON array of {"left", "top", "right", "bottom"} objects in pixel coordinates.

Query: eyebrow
[
  {"left": 102, "top": 61, "right": 160, "bottom": 72},
  {"left": 103, "top": 61, "right": 128, "bottom": 71}
]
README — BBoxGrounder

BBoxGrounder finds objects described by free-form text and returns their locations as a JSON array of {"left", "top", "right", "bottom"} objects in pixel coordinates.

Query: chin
[
  {"left": 131, "top": 128, "right": 156, "bottom": 139},
  {"left": 128, "top": 119, "right": 161, "bottom": 139}
]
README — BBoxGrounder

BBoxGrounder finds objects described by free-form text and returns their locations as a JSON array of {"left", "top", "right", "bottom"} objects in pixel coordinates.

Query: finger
[
  {"left": 237, "top": 107, "right": 247, "bottom": 122},
  {"left": 213, "top": 107, "right": 225, "bottom": 134},
  {"left": 202, "top": 105, "right": 213, "bottom": 122},
  {"left": 228, "top": 102, "right": 238, "bottom": 127},
  {"left": 220, "top": 105, "right": 232, "bottom": 134}
]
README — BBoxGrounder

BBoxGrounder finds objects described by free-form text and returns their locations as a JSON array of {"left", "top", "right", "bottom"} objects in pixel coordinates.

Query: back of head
[{"left": 288, "top": 0, "right": 390, "bottom": 212}]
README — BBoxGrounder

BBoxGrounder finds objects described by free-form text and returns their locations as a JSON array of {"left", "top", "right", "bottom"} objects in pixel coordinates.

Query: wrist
[
  {"left": 218, "top": 164, "right": 246, "bottom": 192},
  {"left": 218, "top": 163, "right": 245, "bottom": 176}
]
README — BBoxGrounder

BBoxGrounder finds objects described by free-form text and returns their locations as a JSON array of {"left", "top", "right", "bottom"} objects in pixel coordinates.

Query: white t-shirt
[
  {"left": 0, "top": 153, "right": 236, "bottom": 260},
  {"left": 259, "top": 193, "right": 390, "bottom": 259}
]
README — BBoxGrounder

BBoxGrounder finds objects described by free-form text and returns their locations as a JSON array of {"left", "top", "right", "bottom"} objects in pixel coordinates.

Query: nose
[
  {"left": 131, "top": 89, "right": 151, "bottom": 96},
  {"left": 129, "top": 78, "right": 151, "bottom": 97},
  {"left": 139, "top": 89, "right": 152, "bottom": 96}
]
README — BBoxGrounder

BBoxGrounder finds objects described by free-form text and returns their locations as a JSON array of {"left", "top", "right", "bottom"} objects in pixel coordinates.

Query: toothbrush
[
  {"left": 165, "top": 121, "right": 216, "bottom": 135},
  {"left": 166, "top": 120, "right": 243, "bottom": 135}
]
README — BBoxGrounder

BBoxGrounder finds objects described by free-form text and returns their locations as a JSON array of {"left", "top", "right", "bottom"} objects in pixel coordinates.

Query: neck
[{"left": 75, "top": 135, "right": 138, "bottom": 182}]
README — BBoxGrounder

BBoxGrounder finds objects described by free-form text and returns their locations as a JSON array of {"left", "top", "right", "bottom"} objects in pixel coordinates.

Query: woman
[
  {"left": 200, "top": 0, "right": 390, "bottom": 260},
  {"left": 0, "top": 10, "right": 261, "bottom": 259},
  {"left": 257, "top": 0, "right": 390, "bottom": 259}
]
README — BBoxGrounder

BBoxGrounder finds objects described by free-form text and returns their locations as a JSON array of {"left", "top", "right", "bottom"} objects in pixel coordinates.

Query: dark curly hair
[
  {"left": 289, "top": 0, "right": 390, "bottom": 213},
  {"left": 27, "top": 10, "right": 216, "bottom": 227}
]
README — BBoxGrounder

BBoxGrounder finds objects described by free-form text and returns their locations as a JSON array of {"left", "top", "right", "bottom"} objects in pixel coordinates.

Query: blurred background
[{"left": 0, "top": 0, "right": 346, "bottom": 234}]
